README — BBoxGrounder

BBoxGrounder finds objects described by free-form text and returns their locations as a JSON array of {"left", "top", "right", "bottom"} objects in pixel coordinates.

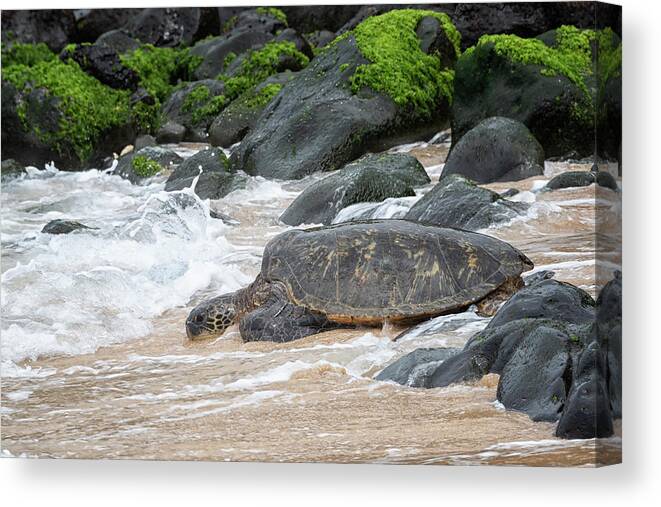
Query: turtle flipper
[{"left": 238, "top": 290, "right": 349, "bottom": 343}]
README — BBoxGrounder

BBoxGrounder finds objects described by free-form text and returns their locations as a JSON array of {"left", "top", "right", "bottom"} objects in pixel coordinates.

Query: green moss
[
  {"left": 219, "top": 41, "right": 309, "bottom": 101},
  {"left": 222, "top": 16, "right": 238, "bottom": 33},
  {"left": 474, "top": 26, "right": 601, "bottom": 97},
  {"left": 120, "top": 45, "right": 200, "bottom": 102},
  {"left": 1, "top": 42, "right": 55, "bottom": 68},
  {"left": 348, "top": 9, "right": 461, "bottom": 118},
  {"left": 181, "top": 84, "right": 228, "bottom": 124},
  {"left": 339, "top": 63, "right": 349, "bottom": 72},
  {"left": 242, "top": 83, "right": 283, "bottom": 109},
  {"left": 132, "top": 154, "right": 161, "bottom": 177},
  {"left": 223, "top": 51, "right": 237, "bottom": 68},
  {"left": 255, "top": 7, "right": 288, "bottom": 26},
  {"left": 3, "top": 58, "right": 134, "bottom": 161}
]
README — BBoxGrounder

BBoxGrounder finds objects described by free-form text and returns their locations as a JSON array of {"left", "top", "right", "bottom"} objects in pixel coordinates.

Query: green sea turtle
[{"left": 185, "top": 220, "right": 533, "bottom": 343}]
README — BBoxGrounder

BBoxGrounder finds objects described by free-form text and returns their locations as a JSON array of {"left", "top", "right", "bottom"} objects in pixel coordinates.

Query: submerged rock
[
  {"left": 231, "top": 10, "right": 460, "bottom": 180},
  {"left": 165, "top": 148, "right": 247, "bottom": 199},
  {"left": 377, "top": 272, "right": 623, "bottom": 439},
  {"left": 375, "top": 348, "right": 461, "bottom": 386},
  {"left": 441, "top": 117, "right": 544, "bottom": 183},
  {"left": 42, "top": 219, "right": 93, "bottom": 235},
  {"left": 404, "top": 174, "right": 528, "bottom": 231},
  {"left": 280, "top": 153, "right": 429, "bottom": 226},
  {"left": 114, "top": 146, "right": 182, "bottom": 184},
  {"left": 544, "top": 170, "right": 618, "bottom": 191}
]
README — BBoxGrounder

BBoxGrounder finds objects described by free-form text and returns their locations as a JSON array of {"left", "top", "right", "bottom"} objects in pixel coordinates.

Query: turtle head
[{"left": 186, "top": 293, "right": 238, "bottom": 340}]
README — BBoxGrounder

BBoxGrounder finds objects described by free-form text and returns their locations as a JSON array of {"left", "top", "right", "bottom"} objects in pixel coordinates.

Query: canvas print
[{"left": 1, "top": 2, "right": 622, "bottom": 466}]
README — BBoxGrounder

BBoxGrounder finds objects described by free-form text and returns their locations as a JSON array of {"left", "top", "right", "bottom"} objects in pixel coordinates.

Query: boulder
[
  {"left": 1, "top": 10, "right": 76, "bottom": 52},
  {"left": 375, "top": 348, "right": 461, "bottom": 386},
  {"left": 160, "top": 80, "right": 227, "bottom": 142},
  {"left": 134, "top": 134, "right": 156, "bottom": 151},
  {"left": 209, "top": 72, "right": 293, "bottom": 148},
  {"left": 156, "top": 121, "right": 186, "bottom": 144},
  {"left": 164, "top": 148, "right": 247, "bottom": 199},
  {"left": 404, "top": 173, "right": 527, "bottom": 230},
  {"left": 95, "top": 30, "right": 141, "bottom": 54},
  {"left": 441, "top": 117, "right": 544, "bottom": 183},
  {"left": 496, "top": 324, "right": 571, "bottom": 421},
  {"left": 452, "top": 27, "right": 621, "bottom": 159},
  {"left": 124, "top": 8, "right": 201, "bottom": 47},
  {"left": 42, "top": 219, "right": 93, "bottom": 235},
  {"left": 231, "top": 10, "right": 460, "bottom": 180},
  {"left": 114, "top": 146, "right": 182, "bottom": 184},
  {"left": 59, "top": 43, "right": 139, "bottom": 90},
  {"left": 544, "top": 170, "right": 618, "bottom": 191},
  {"left": 556, "top": 340, "right": 614, "bottom": 438},
  {"left": 75, "top": 9, "right": 132, "bottom": 42},
  {"left": 1, "top": 63, "right": 138, "bottom": 170},
  {"left": 280, "top": 153, "right": 429, "bottom": 226},
  {"left": 305, "top": 30, "right": 337, "bottom": 50},
  {"left": 281, "top": 6, "right": 363, "bottom": 33},
  {"left": 486, "top": 279, "right": 596, "bottom": 330}
]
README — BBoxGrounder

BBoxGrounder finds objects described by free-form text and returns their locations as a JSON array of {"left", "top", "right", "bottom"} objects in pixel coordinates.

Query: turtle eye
[{"left": 194, "top": 314, "right": 205, "bottom": 324}]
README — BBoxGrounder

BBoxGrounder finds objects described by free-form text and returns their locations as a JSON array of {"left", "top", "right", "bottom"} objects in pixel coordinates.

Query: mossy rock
[
  {"left": 1, "top": 52, "right": 145, "bottom": 169},
  {"left": 160, "top": 80, "right": 228, "bottom": 142},
  {"left": 231, "top": 9, "right": 460, "bottom": 180},
  {"left": 209, "top": 71, "right": 293, "bottom": 147},
  {"left": 280, "top": 152, "right": 429, "bottom": 225},
  {"left": 113, "top": 146, "right": 183, "bottom": 184},
  {"left": 452, "top": 25, "right": 622, "bottom": 159},
  {"left": 405, "top": 173, "right": 528, "bottom": 231},
  {"left": 59, "top": 43, "right": 139, "bottom": 91},
  {"left": 164, "top": 148, "right": 247, "bottom": 199}
]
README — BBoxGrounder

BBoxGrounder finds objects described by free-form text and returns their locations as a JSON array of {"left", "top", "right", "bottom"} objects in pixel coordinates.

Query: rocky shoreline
[{"left": 1, "top": 5, "right": 622, "bottom": 445}]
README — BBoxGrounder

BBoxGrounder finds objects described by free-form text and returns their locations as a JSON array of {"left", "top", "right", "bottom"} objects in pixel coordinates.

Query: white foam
[
  {"left": 331, "top": 196, "right": 419, "bottom": 224},
  {"left": 1, "top": 163, "right": 254, "bottom": 371}
]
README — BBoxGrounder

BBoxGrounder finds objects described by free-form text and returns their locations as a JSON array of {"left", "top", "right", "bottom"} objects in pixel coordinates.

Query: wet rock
[
  {"left": 500, "top": 188, "right": 520, "bottom": 199},
  {"left": 486, "top": 279, "right": 595, "bottom": 330},
  {"left": 442, "top": 117, "right": 544, "bottom": 183},
  {"left": 597, "top": 271, "right": 622, "bottom": 418},
  {"left": 160, "top": 80, "right": 227, "bottom": 142},
  {"left": 280, "top": 153, "right": 429, "bottom": 226},
  {"left": 497, "top": 324, "right": 570, "bottom": 422},
  {"left": 231, "top": 11, "right": 459, "bottom": 180},
  {"left": 42, "top": 219, "right": 93, "bottom": 235},
  {"left": 404, "top": 174, "right": 528, "bottom": 231},
  {"left": 375, "top": 348, "right": 461, "bottom": 386},
  {"left": 114, "top": 146, "right": 182, "bottom": 184},
  {"left": 544, "top": 170, "right": 618, "bottom": 191},
  {"left": 124, "top": 8, "right": 201, "bottom": 47},
  {"left": 556, "top": 340, "right": 614, "bottom": 438},
  {"left": 60, "top": 43, "right": 139, "bottom": 90},
  {"left": 209, "top": 72, "right": 293, "bottom": 148},
  {"left": 452, "top": 28, "right": 621, "bottom": 160},
  {"left": 164, "top": 148, "right": 247, "bottom": 200},
  {"left": 1, "top": 159, "right": 27, "bottom": 181},
  {"left": 134, "top": 134, "right": 156, "bottom": 151},
  {"left": 156, "top": 121, "right": 186, "bottom": 144},
  {"left": 305, "top": 30, "right": 336, "bottom": 49},
  {"left": 95, "top": 29, "right": 141, "bottom": 54},
  {"left": 1, "top": 10, "right": 76, "bottom": 52},
  {"left": 231, "top": 8, "right": 288, "bottom": 37},
  {"left": 209, "top": 209, "right": 240, "bottom": 225},
  {"left": 190, "top": 31, "right": 272, "bottom": 81}
]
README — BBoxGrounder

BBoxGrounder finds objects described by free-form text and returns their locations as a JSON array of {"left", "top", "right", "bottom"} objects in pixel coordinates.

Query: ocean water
[{"left": 0, "top": 136, "right": 622, "bottom": 465}]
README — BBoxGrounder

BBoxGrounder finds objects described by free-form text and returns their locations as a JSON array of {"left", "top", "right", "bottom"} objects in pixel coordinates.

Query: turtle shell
[{"left": 261, "top": 220, "right": 533, "bottom": 324}]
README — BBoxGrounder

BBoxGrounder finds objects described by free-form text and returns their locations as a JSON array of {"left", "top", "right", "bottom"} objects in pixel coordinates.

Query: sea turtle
[{"left": 185, "top": 220, "right": 533, "bottom": 343}]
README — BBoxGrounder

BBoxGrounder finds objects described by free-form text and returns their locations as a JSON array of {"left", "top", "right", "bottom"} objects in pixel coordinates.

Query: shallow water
[{"left": 1, "top": 135, "right": 621, "bottom": 466}]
